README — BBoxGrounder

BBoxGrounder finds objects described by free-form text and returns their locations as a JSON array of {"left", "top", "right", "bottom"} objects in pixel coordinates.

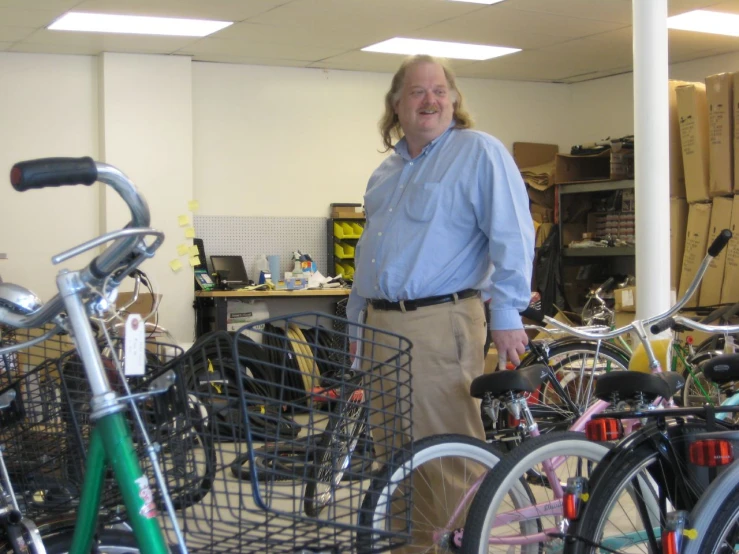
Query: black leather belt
[{"left": 369, "top": 289, "right": 479, "bottom": 312}]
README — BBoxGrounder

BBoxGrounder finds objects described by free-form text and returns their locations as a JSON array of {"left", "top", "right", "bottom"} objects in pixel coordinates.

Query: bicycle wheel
[
  {"left": 682, "top": 352, "right": 724, "bottom": 408},
  {"left": 304, "top": 395, "right": 370, "bottom": 517},
  {"left": 519, "top": 341, "right": 629, "bottom": 430},
  {"left": 684, "top": 477, "right": 739, "bottom": 554},
  {"left": 565, "top": 421, "right": 720, "bottom": 554},
  {"left": 42, "top": 529, "right": 141, "bottom": 553},
  {"left": 357, "top": 434, "right": 523, "bottom": 554},
  {"left": 461, "top": 431, "right": 611, "bottom": 554}
]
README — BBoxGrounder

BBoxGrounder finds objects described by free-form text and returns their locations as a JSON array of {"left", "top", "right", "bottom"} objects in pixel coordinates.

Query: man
[{"left": 346, "top": 54, "right": 534, "bottom": 549}]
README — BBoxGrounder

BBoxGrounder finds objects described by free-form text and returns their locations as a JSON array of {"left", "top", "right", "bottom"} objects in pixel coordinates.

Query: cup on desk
[{"left": 267, "top": 255, "right": 280, "bottom": 282}]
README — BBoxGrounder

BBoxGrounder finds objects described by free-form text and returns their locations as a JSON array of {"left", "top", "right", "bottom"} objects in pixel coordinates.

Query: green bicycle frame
[{"left": 67, "top": 413, "right": 170, "bottom": 554}]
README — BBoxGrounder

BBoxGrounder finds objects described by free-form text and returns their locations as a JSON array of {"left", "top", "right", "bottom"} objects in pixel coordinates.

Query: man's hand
[{"left": 490, "top": 329, "right": 529, "bottom": 367}]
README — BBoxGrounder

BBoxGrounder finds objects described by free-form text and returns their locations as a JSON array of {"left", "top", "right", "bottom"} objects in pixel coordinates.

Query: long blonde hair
[{"left": 379, "top": 55, "right": 474, "bottom": 152}]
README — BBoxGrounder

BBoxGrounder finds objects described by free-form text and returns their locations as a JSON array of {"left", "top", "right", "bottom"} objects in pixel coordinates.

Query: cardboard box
[
  {"left": 669, "top": 80, "right": 689, "bottom": 198},
  {"left": 679, "top": 202, "right": 712, "bottom": 307},
  {"left": 555, "top": 152, "right": 611, "bottom": 184},
  {"left": 614, "top": 286, "right": 637, "bottom": 312},
  {"left": 677, "top": 83, "right": 711, "bottom": 203},
  {"left": 699, "top": 197, "right": 733, "bottom": 306},
  {"left": 670, "top": 198, "right": 689, "bottom": 291},
  {"left": 116, "top": 292, "right": 161, "bottom": 319},
  {"left": 513, "top": 142, "right": 559, "bottom": 169},
  {"left": 734, "top": 72, "right": 739, "bottom": 191},
  {"left": 721, "top": 194, "right": 739, "bottom": 304},
  {"left": 706, "top": 73, "right": 734, "bottom": 196}
]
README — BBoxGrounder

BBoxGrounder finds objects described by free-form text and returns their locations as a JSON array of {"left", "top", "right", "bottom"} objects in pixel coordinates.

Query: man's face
[{"left": 394, "top": 62, "right": 455, "bottom": 149}]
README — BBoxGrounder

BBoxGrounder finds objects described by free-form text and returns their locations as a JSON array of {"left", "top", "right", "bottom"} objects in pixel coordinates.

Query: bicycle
[{"left": 455, "top": 229, "right": 733, "bottom": 553}]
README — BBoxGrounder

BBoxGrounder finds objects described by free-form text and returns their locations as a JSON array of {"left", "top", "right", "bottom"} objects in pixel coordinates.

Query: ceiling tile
[
  {"left": 702, "top": 0, "right": 739, "bottom": 14},
  {"left": 0, "top": 8, "right": 63, "bottom": 27},
  {"left": 247, "top": 0, "right": 486, "bottom": 33},
  {"left": 0, "top": 26, "right": 36, "bottom": 41},
  {"left": 668, "top": 0, "right": 727, "bottom": 16},
  {"left": 0, "top": 41, "right": 13, "bottom": 51},
  {"left": 9, "top": 41, "right": 101, "bottom": 54},
  {"left": 210, "top": 21, "right": 392, "bottom": 51},
  {"left": 70, "top": 0, "right": 294, "bottom": 21},
  {"left": 192, "top": 54, "right": 307, "bottom": 67},
  {"left": 0, "top": 0, "right": 77, "bottom": 8},
  {"left": 310, "top": 50, "right": 477, "bottom": 74},
  {"left": 178, "top": 37, "right": 346, "bottom": 62},
  {"left": 500, "top": 0, "right": 633, "bottom": 24},
  {"left": 21, "top": 28, "right": 199, "bottom": 53}
]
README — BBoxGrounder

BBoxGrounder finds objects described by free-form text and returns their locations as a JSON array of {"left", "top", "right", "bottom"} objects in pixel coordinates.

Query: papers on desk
[{"left": 307, "top": 271, "right": 342, "bottom": 290}]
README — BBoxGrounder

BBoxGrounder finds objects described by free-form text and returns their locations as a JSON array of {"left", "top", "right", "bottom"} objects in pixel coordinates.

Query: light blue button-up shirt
[{"left": 346, "top": 122, "right": 535, "bottom": 331}]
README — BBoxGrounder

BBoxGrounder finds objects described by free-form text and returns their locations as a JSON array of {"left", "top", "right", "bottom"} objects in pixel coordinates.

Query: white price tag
[{"left": 124, "top": 314, "right": 146, "bottom": 376}]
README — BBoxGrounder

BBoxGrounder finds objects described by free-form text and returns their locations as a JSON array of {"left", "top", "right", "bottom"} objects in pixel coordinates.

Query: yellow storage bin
[
  {"left": 334, "top": 242, "right": 355, "bottom": 259},
  {"left": 350, "top": 222, "right": 364, "bottom": 236}
]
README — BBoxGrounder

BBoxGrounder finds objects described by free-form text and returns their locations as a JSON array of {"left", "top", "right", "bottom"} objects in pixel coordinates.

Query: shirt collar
[{"left": 394, "top": 119, "right": 457, "bottom": 161}]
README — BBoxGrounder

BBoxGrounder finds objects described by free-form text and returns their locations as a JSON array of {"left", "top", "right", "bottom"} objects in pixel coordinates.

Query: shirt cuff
[{"left": 489, "top": 308, "right": 523, "bottom": 331}]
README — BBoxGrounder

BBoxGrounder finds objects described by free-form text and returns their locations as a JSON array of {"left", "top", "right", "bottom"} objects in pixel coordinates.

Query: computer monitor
[{"left": 210, "top": 255, "right": 249, "bottom": 289}]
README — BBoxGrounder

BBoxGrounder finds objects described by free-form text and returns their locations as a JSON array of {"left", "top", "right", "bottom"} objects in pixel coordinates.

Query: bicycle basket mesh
[{"left": 147, "top": 312, "right": 414, "bottom": 554}]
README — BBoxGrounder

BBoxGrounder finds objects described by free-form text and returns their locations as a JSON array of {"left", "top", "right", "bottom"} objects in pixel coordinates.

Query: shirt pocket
[{"left": 404, "top": 181, "right": 443, "bottom": 222}]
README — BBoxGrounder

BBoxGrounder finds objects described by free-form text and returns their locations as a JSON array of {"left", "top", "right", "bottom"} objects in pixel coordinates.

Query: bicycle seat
[
  {"left": 0, "top": 283, "right": 43, "bottom": 315},
  {"left": 595, "top": 371, "right": 684, "bottom": 402},
  {"left": 469, "top": 365, "right": 545, "bottom": 399},
  {"left": 702, "top": 353, "right": 739, "bottom": 385}
]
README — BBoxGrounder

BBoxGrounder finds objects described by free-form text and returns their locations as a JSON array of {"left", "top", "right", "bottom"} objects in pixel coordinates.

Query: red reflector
[
  {"left": 686, "top": 336, "right": 694, "bottom": 345},
  {"left": 662, "top": 530, "right": 679, "bottom": 554},
  {"left": 585, "top": 418, "right": 623, "bottom": 441},
  {"left": 9, "top": 166, "right": 21, "bottom": 187},
  {"left": 689, "top": 439, "right": 734, "bottom": 467},
  {"left": 563, "top": 493, "right": 578, "bottom": 520}
]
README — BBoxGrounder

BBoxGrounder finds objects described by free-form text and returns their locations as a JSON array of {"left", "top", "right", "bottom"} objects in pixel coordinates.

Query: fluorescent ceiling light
[
  {"left": 48, "top": 12, "right": 232, "bottom": 37},
  {"left": 667, "top": 9, "right": 739, "bottom": 37},
  {"left": 447, "top": 0, "right": 506, "bottom": 4},
  {"left": 362, "top": 37, "right": 519, "bottom": 61}
]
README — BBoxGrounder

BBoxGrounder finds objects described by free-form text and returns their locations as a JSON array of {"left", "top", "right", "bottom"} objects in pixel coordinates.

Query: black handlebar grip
[
  {"left": 708, "top": 229, "right": 733, "bottom": 257},
  {"left": 520, "top": 306, "right": 545, "bottom": 325},
  {"left": 10, "top": 157, "right": 97, "bottom": 191},
  {"left": 650, "top": 318, "right": 675, "bottom": 335}
]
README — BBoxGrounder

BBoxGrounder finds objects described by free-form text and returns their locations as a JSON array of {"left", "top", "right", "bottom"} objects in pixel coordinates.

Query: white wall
[
  {"left": 570, "top": 51, "right": 739, "bottom": 143},
  {"left": 0, "top": 53, "right": 99, "bottom": 302},
  {"left": 192, "top": 63, "right": 573, "bottom": 216},
  {"left": 99, "top": 53, "right": 195, "bottom": 342}
]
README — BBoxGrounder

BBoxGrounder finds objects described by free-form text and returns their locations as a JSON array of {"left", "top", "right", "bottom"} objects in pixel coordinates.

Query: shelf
[
  {"left": 559, "top": 179, "right": 634, "bottom": 195},
  {"left": 563, "top": 247, "right": 635, "bottom": 257}
]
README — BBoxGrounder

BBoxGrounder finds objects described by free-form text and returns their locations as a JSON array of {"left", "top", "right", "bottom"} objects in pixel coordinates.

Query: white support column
[{"left": 633, "top": 0, "right": 671, "bottom": 322}]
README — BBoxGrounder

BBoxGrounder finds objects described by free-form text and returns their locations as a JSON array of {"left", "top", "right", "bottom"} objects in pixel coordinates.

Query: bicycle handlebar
[
  {"left": 10, "top": 157, "right": 98, "bottom": 191},
  {"left": 3, "top": 158, "right": 158, "bottom": 329},
  {"left": 663, "top": 315, "right": 739, "bottom": 336},
  {"left": 708, "top": 229, "right": 732, "bottom": 257},
  {"left": 594, "top": 276, "right": 616, "bottom": 296}
]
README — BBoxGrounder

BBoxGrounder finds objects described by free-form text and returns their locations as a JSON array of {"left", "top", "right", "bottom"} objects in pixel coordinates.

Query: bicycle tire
[
  {"left": 357, "top": 434, "right": 520, "bottom": 554},
  {"left": 683, "top": 475, "right": 739, "bottom": 554},
  {"left": 565, "top": 421, "right": 722, "bottom": 554},
  {"left": 461, "top": 431, "right": 611, "bottom": 554},
  {"left": 42, "top": 529, "right": 141, "bottom": 553},
  {"left": 304, "top": 395, "right": 369, "bottom": 517}
]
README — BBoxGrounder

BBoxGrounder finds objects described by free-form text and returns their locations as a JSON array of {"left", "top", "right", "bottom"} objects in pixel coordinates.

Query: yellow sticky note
[
  {"left": 189, "top": 255, "right": 201, "bottom": 267},
  {"left": 169, "top": 259, "right": 183, "bottom": 273},
  {"left": 177, "top": 244, "right": 188, "bottom": 256},
  {"left": 188, "top": 245, "right": 200, "bottom": 256},
  {"left": 188, "top": 200, "right": 200, "bottom": 212},
  {"left": 184, "top": 227, "right": 195, "bottom": 238},
  {"left": 178, "top": 215, "right": 190, "bottom": 227}
]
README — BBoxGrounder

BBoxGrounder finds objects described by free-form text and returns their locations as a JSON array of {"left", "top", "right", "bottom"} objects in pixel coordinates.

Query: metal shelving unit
[
  {"left": 558, "top": 179, "right": 635, "bottom": 195},
  {"left": 563, "top": 247, "right": 636, "bottom": 257}
]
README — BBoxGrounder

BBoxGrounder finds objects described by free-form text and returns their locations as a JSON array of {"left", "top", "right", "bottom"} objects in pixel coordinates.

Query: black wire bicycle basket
[{"left": 158, "top": 312, "right": 414, "bottom": 554}]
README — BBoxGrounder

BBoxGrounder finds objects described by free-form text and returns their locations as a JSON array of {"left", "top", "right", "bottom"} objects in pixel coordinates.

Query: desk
[{"left": 194, "top": 289, "right": 351, "bottom": 336}]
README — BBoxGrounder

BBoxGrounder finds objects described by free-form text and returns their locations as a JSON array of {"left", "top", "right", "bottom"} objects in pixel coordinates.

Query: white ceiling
[{"left": 1, "top": 0, "right": 739, "bottom": 83}]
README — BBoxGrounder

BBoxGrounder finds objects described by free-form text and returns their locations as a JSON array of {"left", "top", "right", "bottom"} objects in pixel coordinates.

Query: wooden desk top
[{"left": 195, "top": 288, "right": 351, "bottom": 298}]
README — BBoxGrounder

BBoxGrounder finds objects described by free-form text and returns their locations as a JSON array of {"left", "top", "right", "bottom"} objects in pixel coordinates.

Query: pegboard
[{"left": 194, "top": 216, "right": 328, "bottom": 280}]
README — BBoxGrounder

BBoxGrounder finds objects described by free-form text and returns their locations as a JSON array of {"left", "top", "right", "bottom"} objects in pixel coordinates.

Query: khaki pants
[{"left": 364, "top": 295, "right": 487, "bottom": 552}]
